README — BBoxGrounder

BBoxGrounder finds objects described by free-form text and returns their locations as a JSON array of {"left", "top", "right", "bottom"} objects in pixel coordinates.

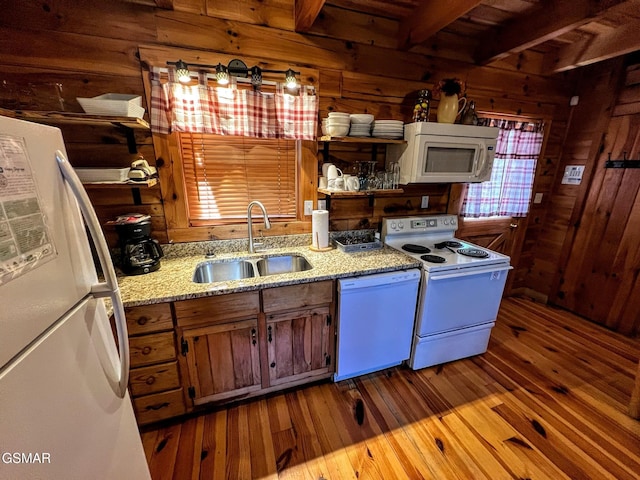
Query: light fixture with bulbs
[{"left": 166, "top": 59, "right": 300, "bottom": 90}]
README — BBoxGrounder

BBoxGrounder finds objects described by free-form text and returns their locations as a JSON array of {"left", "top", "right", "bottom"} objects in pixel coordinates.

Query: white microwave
[{"left": 386, "top": 122, "right": 499, "bottom": 183}]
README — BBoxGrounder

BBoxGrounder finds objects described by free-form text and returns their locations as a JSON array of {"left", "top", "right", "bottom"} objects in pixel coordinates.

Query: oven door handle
[{"left": 429, "top": 264, "right": 512, "bottom": 280}]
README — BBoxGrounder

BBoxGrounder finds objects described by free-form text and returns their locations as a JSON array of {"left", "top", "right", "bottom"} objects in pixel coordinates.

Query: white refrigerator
[{"left": 0, "top": 116, "right": 151, "bottom": 480}]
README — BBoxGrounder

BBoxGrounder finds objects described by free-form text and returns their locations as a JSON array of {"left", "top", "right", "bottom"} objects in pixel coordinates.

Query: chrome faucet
[{"left": 247, "top": 200, "right": 271, "bottom": 253}]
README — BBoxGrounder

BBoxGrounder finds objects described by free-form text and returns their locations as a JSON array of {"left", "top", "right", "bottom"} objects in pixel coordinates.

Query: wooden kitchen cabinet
[
  {"left": 124, "top": 303, "right": 187, "bottom": 425},
  {"left": 263, "top": 281, "right": 335, "bottom": 387},
  {"left": 174, "top": 282, "right": 335, "bottom": 410},
  {"left": 175, "top": 291, "right": 262, "bottom": 406},
  {"left": 266, "top": 306, "right": 333, "bottom": 387},
  {"left": 181, "top": 319, "right": 262, "bottom": 405}
]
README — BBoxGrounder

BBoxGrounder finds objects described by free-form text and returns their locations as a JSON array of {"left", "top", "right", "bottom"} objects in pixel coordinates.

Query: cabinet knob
[
  {"left": 137, "top": 316, "right": 148, "bottom": 326},
  {"left": 145, "top": 376, "right": 156, "bottom": 385},
  {"left": 142, "top": 346, "right": 152, "bottom": 355},
  {"left": 251, "top": 328, "right": 257, "bottom": 346},
  {"left": 270, "top": 362, "right": 276, "bottom": 368}
]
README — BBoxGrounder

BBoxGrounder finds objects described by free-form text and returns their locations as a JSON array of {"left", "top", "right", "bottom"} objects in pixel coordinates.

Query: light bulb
[
  {"left": 175, "top": 60, "right": 190, "bottom": 84},
  {"left": 285, "top": 69, "right": 297, "bottom": 90}
]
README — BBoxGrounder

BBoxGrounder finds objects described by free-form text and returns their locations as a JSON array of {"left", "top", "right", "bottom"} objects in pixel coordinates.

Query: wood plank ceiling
[
  {"left": 123, "top": 0, "right": 640, "bottom": 75},
  {"left": 310, "top": 0, "right": 640, "bottom": 74}
]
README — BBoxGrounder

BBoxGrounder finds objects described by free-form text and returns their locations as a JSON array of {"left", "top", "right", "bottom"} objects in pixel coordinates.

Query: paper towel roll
[{"left": 312, "top": 210, "right": 329, "bottom": 249}]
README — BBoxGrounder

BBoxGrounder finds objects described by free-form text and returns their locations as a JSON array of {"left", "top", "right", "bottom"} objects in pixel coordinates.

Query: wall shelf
[
  {"left": 82, "top": 178, "right": 158, "bottom": 189},
  {"left": 318, "top": 135, "right": 405, "bottom": 144},
  {"left": 318, "top": 187, "right": 404, "bottom": 208},
  {"left": 13, "top": 110, "right": 150, "bottom": 154},
  {"left": 318, "top": 188, "right": 403, "bottom": 197},
  {"left": 318, "top": 135, "right": 406, "bottom": 164}
]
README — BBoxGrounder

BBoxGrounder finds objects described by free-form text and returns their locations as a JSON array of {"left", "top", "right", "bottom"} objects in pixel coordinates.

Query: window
[
  {"left": 179, "top": 133, "right": 298, "bottom": 226},
  {"left": 461, "top": 120, "right": 544, "bottom": 218}
]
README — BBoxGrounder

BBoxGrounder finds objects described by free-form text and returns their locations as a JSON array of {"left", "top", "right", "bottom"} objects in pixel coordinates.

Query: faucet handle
[{"left": 204, "top": 247, "right": 216, "bottom": 258}]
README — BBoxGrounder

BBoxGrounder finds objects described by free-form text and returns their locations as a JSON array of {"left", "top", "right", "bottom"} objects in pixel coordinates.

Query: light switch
[
  {"left": 533, "top": 193, "right": 543, "bottom": 204},
  {"left": 421, "top": 196, "right": 429, "bottom": 208},
  {"left": 317, "top": 199, "right": 326, "bottom": 210},
  {"left": 304, "top": 200, "right": 313, "bottom": 215}
]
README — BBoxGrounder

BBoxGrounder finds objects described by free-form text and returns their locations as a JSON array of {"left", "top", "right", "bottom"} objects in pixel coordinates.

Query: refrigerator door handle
[{"left": 55, "top": 150, "right": 130, "bottom": 397}]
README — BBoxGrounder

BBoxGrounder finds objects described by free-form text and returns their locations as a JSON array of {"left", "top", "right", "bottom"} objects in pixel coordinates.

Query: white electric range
[{"left": 382, "top": 215, "right": 512, "bottom": 370}]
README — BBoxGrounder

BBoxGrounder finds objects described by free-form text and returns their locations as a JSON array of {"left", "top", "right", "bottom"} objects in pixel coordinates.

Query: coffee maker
[{"left": 114, "top": 214, "right": 163, "bottom": 275}]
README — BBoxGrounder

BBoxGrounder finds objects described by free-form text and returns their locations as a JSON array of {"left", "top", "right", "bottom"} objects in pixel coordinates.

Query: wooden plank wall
[
  {"left": 0, "top": 0, "right": 573, "bottom": 280},
  {"left": 518, "top": 59, "right": 627, "bottom": 301},
  {"left": 549, "top": 62, "right": 640, "bottom": 335}
]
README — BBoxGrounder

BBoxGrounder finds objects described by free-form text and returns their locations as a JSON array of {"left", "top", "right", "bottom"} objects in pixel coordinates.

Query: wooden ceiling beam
[
  {"left": 154, "top": 0, "right": 174, "bottom": 9},
  {"left": 543, "top": 19, "right": 640, "bottom": 74},
  {"left": 474, "top": 0, "right": 628, "bottom": 66},
  {"left": 295, "top": 0, "right": 326, "bottom": 32},
  {"left": 397, "top": 0, "right": 482, "bottom": 51}
]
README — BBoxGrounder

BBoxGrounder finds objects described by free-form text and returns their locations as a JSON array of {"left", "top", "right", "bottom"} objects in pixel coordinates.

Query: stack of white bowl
[
  {"left": 348, "top": 114, "right": 374, "bottom": 137},
  {"left": 325, "top": 112, "right": 351, "bottom": 137},
  {"left": 371, "top": 120, "right": 404, "bottom": 139}
]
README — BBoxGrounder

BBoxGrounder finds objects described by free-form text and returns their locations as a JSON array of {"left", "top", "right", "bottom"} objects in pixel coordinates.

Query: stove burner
[
  {"left": 402, "top": 244, "right": 431, "bottom": 254},
  {"left": 434, "top": 240, "right": 463, "bottom": 249},
  {"left": 420, "top": 254, "right": 446, "bottom": 263},
  {"left": 457, "top": 248, "right": 489, "bottom": 258}
]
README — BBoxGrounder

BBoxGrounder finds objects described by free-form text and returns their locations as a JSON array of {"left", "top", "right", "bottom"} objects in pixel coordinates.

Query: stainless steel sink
[
  {"left": 256, "top": 255, "right": 313, "bottom": 276},
  {"left": 192, "top": 260, "right": 255, "bottom": 283}
]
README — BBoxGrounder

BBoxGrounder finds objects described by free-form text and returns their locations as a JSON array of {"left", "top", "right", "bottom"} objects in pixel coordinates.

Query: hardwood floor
[{"left": 141, "top": 297, "right": 640, "bottom": 479}]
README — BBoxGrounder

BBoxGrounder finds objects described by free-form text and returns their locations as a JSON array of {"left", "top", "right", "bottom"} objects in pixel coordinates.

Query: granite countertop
[{"left": 116, "top": 234, "right": 421, "bottom": 307}]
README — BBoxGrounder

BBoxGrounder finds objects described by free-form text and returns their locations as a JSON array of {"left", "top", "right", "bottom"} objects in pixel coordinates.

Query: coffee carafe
[{"left": 114, "top": 214, "right": 163, "bottom": 275}]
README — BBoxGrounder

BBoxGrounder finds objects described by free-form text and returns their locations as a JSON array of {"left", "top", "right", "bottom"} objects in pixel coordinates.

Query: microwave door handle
[
  {"left": 55, "top": 150, "right": 130, "bottom": 398},
  {"left": 474, "top": 148, "right": 487, "bottom": 178}
]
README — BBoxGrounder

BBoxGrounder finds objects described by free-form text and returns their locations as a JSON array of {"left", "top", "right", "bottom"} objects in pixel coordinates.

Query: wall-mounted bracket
[{"left": 605, "top": 152, "right": 640, "bottom": 169}]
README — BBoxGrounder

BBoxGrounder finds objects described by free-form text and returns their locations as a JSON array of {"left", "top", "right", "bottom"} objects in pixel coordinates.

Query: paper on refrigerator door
[{"left": 0, "top": 134, "right": 56, "bottom": 284}]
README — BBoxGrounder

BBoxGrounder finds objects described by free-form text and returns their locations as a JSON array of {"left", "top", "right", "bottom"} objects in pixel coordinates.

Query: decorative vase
[{"left": 437, "top": 94, "right": 467, "bottom": 123}]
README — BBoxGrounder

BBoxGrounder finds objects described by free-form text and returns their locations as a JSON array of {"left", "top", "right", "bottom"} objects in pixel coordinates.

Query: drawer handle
[
  {"left": 268, "top": 325, "right": 272, "bottom": 343},
  {"left": 137, "top": 316, "right": 149, "bottom": 326},
  {"left": 251, "top": 328, "right": 257, "bottom": 346},
  {"left": 145, "top": 402, "right": 169, "bottom": 411},
  {"left": 145, "top": 376, "right": 156, "bottom": 385},
  {"left": 142, "top": 346, "right": 152, "bottom": 355}
]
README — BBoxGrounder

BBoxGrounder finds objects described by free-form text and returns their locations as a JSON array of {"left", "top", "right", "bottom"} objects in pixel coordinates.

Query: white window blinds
[{"left": 179, "top": 133, "right": 297, "bottom": 225}]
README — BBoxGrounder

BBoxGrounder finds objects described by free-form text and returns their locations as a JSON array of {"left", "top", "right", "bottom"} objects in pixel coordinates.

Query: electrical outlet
[
  {"left": 318, "top": 199, "right": 326, "bottom": 210},
  {"left": 533, "top": 193, "right": 543, "bottom": 204},
  {"left": 304, "top": 200, "right": 313, "bottom": 215},
  {"left": 421, "top": 196, "right": 429, "bottom": 208}
]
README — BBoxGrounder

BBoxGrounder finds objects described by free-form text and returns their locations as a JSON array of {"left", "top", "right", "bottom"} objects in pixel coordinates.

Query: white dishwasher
[{"left": 334, "top": 269, "right": 421, "bottom": 381}]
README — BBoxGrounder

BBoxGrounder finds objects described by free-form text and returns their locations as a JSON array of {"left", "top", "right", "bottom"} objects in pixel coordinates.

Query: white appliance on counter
[
  {"left": 335, "top": 269, "right": 421, "bottom": 381},
  {"left": 386, "top": 122, "right": 498, "bottom": 183},
  {"left": 382, "top": 215, "right": 511, "bottom": 370},
  {"left": 0, "top": 116, "right": 151, "bottom": 480}
]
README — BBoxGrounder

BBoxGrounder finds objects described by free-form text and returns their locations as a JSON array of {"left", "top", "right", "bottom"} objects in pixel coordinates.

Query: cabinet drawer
[
  {"left": 129, "top": 331, "right": 176, "bottom": 367},
  {"left": 262, "top": 280, "right": 333, "bottom": 313},
  {"left": 125, "top": 303, "right": 173, "bottom": 336},
  {"left": 129, "top": 361, "right": 180, "bottom": 397},
  {"left": 175, "top": 291, "right": 260, "bottom": 327},
  {"left": 133, "top": 388, "right": 186, "bottom": 425}
]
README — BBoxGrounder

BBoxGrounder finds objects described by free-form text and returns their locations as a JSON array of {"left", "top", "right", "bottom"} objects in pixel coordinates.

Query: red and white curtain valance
[{"left": 149, "top": 67, "right": 318, "bottom": 140}]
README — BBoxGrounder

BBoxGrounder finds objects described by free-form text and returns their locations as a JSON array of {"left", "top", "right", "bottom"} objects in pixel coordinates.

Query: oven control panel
[{"left": 382, "top": 215, "right": 457, "bottom": 236}]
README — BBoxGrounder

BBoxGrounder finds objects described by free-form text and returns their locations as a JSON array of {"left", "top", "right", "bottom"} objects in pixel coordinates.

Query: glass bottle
[
  {"left": 461, "top": 100, "right": 479, "bottom": 125},
  {"left": 412, "top": 89, "right": 431, "bottom": 122}
]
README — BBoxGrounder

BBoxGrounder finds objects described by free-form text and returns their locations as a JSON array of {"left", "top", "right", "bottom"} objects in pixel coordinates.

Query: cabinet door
[
  {"left": 266, "top": 306, "right": 333, "bottom": 387},
  {"left": 181, "top": 319, "right": 261, "bottom": 405}
]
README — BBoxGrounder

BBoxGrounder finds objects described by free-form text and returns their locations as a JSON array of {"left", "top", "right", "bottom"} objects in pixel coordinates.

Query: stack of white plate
[
  {"left": 371, "top": 120, "right": 404, "bottom": 139},
  {"left": 348, "top": 114, "right": 374, "bottom": 137},
  {"left": 326, "top": 112, "right": 351, "bottom": 137}
]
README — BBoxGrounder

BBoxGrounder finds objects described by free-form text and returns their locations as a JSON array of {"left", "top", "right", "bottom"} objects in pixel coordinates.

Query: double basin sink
[{"left": 193, "top": 254, "right": 312, "bottom": 283}]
